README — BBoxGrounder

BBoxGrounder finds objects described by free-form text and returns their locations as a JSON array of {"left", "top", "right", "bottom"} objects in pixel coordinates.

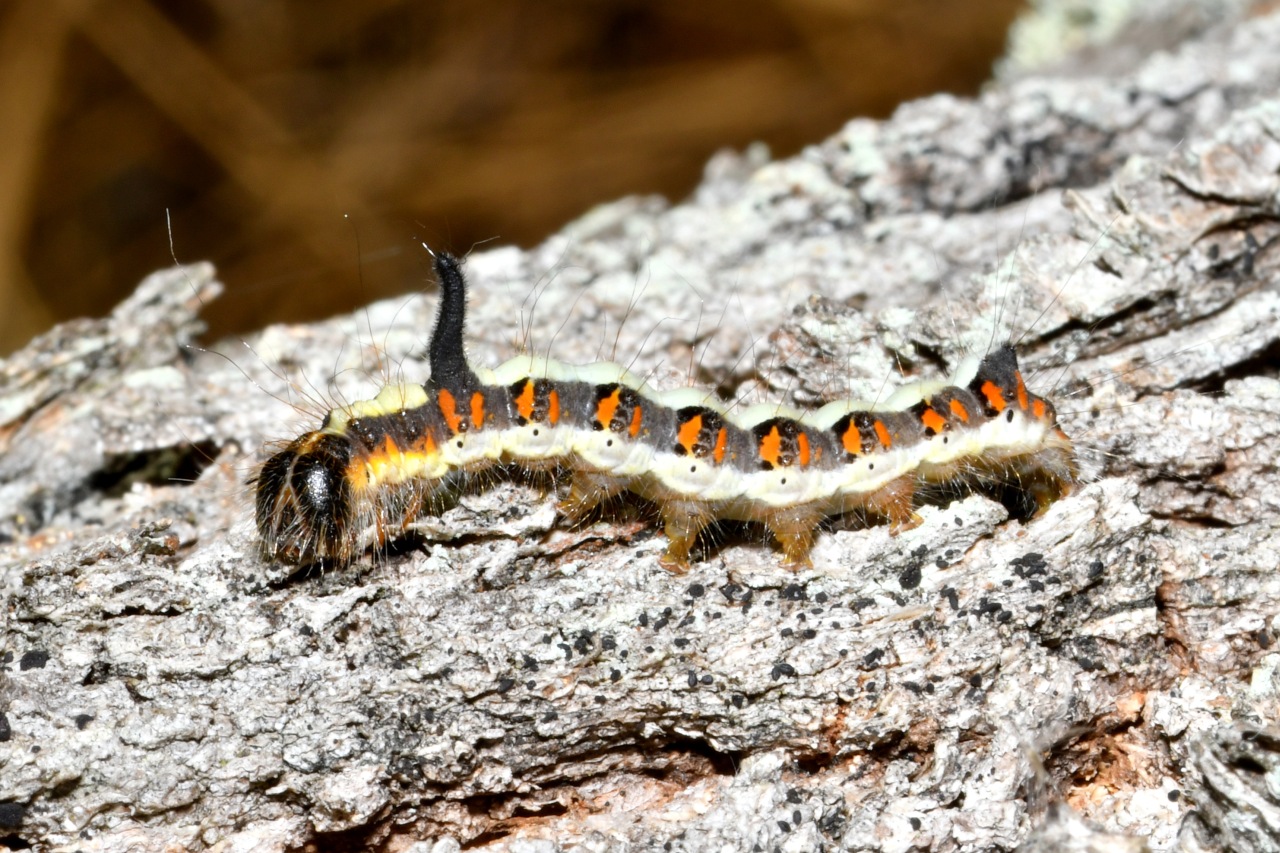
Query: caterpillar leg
[
  {"left": 559, "top": 470, "right": 626, "bottom": 524},
  {"left": 395, "top": 490, "right": 426, "bottom": 536},
  {"left": 868, "top": 475, "right": 922, "bottom": 535},
  {"left": 762, "top": 504, "right": 826, "bottom": 569},
  {"left": 658, "top": 500, "right": 714, "bottom": 573},
  {"left": 1002, "top": 440, "right": 1078, "bottom": 517},
  {"left": 1023, "top": 469, "right": 1075, "bottom": 515},
  {"left": 1027, "top": 442, "right": 1079, "bottom": 514}
]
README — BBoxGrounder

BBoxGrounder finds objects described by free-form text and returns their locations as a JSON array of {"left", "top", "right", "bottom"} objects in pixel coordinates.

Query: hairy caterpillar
[{"left": 253, "top": 251, "right": 1078, "bottom": 571}]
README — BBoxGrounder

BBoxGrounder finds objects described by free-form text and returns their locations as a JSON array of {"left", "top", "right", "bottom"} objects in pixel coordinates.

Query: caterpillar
[{"left": 253, "top": 251, "right": 1078, "bottom": 572}]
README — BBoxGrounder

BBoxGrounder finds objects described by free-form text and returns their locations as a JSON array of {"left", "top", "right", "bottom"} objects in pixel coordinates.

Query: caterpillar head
[{"left": 254, "top": 432, "right": 357, "bottom": 564}]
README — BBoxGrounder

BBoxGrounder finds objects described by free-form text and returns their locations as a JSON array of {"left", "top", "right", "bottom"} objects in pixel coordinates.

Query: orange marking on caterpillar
[
  {"left": 841, "top": 423, "right": 862, "bottom": 457},
  {"left": 470, "top": 391, "right": 486, "bottom": 430},
  {"left": 1033, "top": 399, "right": 1046, "bottom": 419},
  {"left": 345, "top": 458, "right": 371, "bottom": 491},
  {"left": 514, "top": 380, "right": 536, "bottom": 421},
  {"left": 629, "top": 404, "right": 644, "bottom": 438},
  {"left": 873, "top": 419, "right": 893, "bottom": 449},
  {"left": 354, "top": 436, "right": 401, "bottom": 490},
  {"left": 713, "top": 427, "right": 727, "bottom": 464},
  {"left": 980, "top": 381, "right": 1007, "bottom": 414},
  {"left": 373, "top": 435, "right": 401, "bottom": 467},
  {"left": 920, "top": 408, "right": 947, "bottom": 435},
  {"left": 949, "top": 399, "right": 970, "bottom": 423},
  {"left": 1015, "top": 372, "right": 1029, "bottom": 411},
  {"left": 547, "top": 388, "right": 561, "bottom": 425},
  {"left": 438, "top": 389, "right": 464, "bottom": 433},
  {"left": 797, "top": 431, "right": 811, "bottom": 467},
  {"left": 676, "top": 414, "right": 704, "bottom": 455},
  {"left": 758, "top": 426, "right": 783, "bottom": 468},
  {"left": 596, "top": 389, "right": 622, "bottom": 430},
  {"left": 413, "top": 431, "right": 437, "bottom": 454}
]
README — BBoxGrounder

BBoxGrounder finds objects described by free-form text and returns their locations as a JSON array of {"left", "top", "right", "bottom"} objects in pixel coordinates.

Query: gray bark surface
[{"left": 3, "top": 4, "right": 1280, "bottom": 852}]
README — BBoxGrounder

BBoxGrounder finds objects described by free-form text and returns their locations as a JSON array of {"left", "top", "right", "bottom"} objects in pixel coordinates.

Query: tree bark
[{"left": 4, "top": 4, "right": 1280, "bottom": 852}]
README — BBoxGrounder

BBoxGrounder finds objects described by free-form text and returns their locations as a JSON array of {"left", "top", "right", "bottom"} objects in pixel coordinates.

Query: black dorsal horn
[
  {"left": 970, "top": 344, "right": 1021, "bottom": 392},
  {"left": 427, "top": 250, "right": 480, "bottom": 392}
]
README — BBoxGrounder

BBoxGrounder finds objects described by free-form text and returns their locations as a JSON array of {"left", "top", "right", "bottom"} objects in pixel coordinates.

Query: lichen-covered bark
[{"left": 3, "top": 5, "right": 1280, "bottom": 853}]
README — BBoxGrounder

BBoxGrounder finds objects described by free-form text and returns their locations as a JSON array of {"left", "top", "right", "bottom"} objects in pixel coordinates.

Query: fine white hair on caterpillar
[{"left": 252, "top": 250, "right": 1078, "bottom": 572}]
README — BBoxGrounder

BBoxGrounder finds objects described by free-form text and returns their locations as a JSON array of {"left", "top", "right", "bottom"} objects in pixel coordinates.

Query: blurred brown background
[{"left": 0, "top": 0, "right": 1024, "bottom": 355}]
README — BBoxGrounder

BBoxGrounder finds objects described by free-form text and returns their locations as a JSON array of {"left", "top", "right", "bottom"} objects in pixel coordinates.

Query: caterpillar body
[{"left": 254, "top": 252, "right": 1078, "bottom": 571}]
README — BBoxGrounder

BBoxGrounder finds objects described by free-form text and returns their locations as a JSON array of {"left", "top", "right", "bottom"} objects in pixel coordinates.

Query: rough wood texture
[{"left": 4, "top": 5, "right": 1280, "bottom": 852}]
